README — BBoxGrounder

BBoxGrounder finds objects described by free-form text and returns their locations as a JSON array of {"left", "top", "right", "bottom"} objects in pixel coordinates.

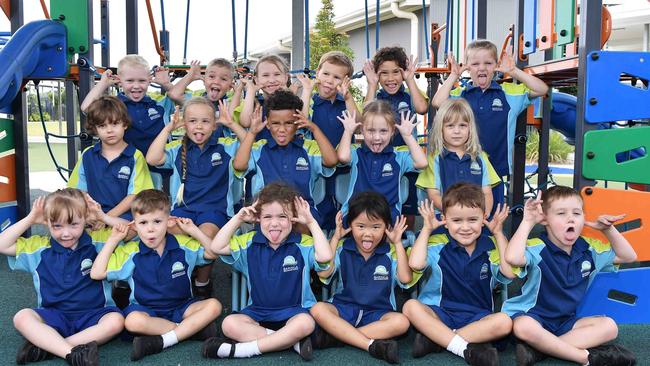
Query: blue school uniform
[
  {"left": 68, "top": 143, "right": 153, "bottom": 220},
  {"left": 416, "top": 150, "right": 500, "bottom": 195},
  {"left": 376, "top": 85, "right": 416, "bottom": 147},
  {"left": 233, "top": 94, "right": 273, "bottom": 141},
  {"left": 221, "top": 230, "right": 330, "bottom": 322}
]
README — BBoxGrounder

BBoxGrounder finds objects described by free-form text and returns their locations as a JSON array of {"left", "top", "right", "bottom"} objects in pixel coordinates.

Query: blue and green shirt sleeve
[
  {"left": 176, "top": 234, "right": 213, "bottom": 267},
  {"left": 67, "top": 146, "right": 94, "bottom": 191},
  {"left": 9, "top": 236, "right": 50, "bottom": 272},
  {"left": 585, "top": 237, "right": 617, "bottom": 277},
  {"left": 106, "top": 241, "right": 139, "bottom": 282},
  {"left": 220, "top": 231, "right": 253, "bottom": 274},
  {"left": 394, "top": 145, "right": 417, "bottom": 173},
  {"left": 480, "top": 152, "right": 501, "bottom": 186},
  {"left": 303, "top": 139, "right": 335, "bottom": 178},
  {"left": 128, "top": 150, "right": 154, "bottom": 195}
]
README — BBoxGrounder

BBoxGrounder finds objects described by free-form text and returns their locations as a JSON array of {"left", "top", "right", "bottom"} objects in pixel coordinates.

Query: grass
[{"left": 27, "top": 142, "right": 75, "bottom": 172}]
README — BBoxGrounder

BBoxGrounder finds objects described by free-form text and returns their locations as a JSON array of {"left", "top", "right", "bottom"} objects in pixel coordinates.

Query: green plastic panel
[
  {"left": 0, "top": 118, "right": 14, "bottom": 154},
  {"left": 50, "top": 0, "right": 89, "bottom": 57},
  {"left": 583, "top": 127, "right": 650, "bottom": 184},
  {"left": 555, "top": 0, "right": 575, "bottom": 46}
]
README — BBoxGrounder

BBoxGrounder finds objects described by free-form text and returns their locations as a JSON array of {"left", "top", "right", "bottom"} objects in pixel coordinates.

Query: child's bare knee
[
  {"left": 292, "top": 313, "right": 315, "bottom": 336},
  {"left": 309, "top": 302, "right": 329, "bottom": 320},
  {"left": 102, "top": 312, "right": 125, "bottom": 335},
  {"left": 203, "top": 298, "right": 222, "bottom": 318},
  {"left": 401, "top": 299, "right": 419, "bottom": 318},
  {"left": 390, "top": 313, "right": 410, "bottom": 333},
  {"left": 493, "top": 313, "right": 513, "bottom": 336},
  {"left": 124, "top": 312, "right": 148, "bottom": 332},
  {"left": 221, "top": 315, "right": 240, "bottom": 338},
  {"left": 13, "top": 308, "right": 36, "bottom": 331},
  {"left": 512, "top": 316, "right": 538, "bottom": 341},
  {"left": 600, "top": 316, "right": 618, "bottom": 340}
]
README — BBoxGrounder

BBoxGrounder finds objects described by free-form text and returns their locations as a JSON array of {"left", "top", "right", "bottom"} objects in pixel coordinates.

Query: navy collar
[
  {"left": 377, "top": 85, "right": 407, "bottom": 98},
  {"left": 138, "top": 234, "right": 179, "bottom": 256},
  {"left": 186, "top": 132, "right": 220, "bottom": 150},
  {"left": 342, "top": 236, "right": 390, "bottom": 256},
  {"left": 91, "top": 141, "right": 135, "bottom": 157},
  {"left": 465, "top": 80, "right": 501, "bottom": 93},
  {"left": 440, "top": 148, "right": 470, "bottom": 161},
  {"left": 267, "top": 135, "right": 304, "bottom": 149},
  {"left": 202, "top": 92, "right": 228, "bottom": 106},
  {"left": 251, "top": 227, "right": 302, "bottom": 247},
  {"left": 448, "top": 234, "right": 493, "bottom": 255},
  {"left": 540, "top": 231, "right": 589, "bottom": 258},
  {"left": 50, "top": 231, "right": 93, "bottom": 253},
  {"left": 313, "top": 93, "right": 345, "bottom": 105},
  {"left": 117, "top": 93, "right": 156, "bottom": 106}
]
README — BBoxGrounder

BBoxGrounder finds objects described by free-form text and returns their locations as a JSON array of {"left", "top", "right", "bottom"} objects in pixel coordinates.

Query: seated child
[
  {"left": 0, "top": 188, "right": 124, "bottom": 366},
  {"left": 503, "top": 186, "right": 637, "bottom": 366},
  {"left": 402, "top": 183, "right": 512, "bottom": 366},
  {"left": 204, "top": 182, "right": 333, "bottom": 360},
  {"left": 310, "top": 192, "right": 413, "bottom": 364},
  {"left": 90, "top": 189, "right": 222, "bottom": 361},
  {"left": 69, "top": 95, "right": 154, "bottom": 221},
  {"left": 232, "top": 90, "right": 338, "bottom": 227}
]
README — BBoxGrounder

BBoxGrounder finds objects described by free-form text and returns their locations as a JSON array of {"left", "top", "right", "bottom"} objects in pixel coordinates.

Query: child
[
  {"left": 503, "top": 186, "right": 637, "bottom": 366},
  {"left": 431, "top": 40, "right": 549, "bottom": 201},
  {"left": 90, "top": 189, "right": 222, "bottom": 361},
  {"left": 81, "top": 55, "right": 176, "bottom": 188},
  {"left": 337, "top": 100, "right": 428, "bottom": 222},
  {"left": 68, "top": 96, "right": 154, "bottom": 221},
  {"left": 402, "top": 183, "right": 513, "bottom": 365},
  {"left": 232, "top": 90, "right": 337, "bottom": 227},
  {"left": 203, "top": 182, "right": 333, "bottom": 360},
  {"left": 416, "top": 98, "right": 501, "bottom": 215},
  {"left": 310, "top": 192, "right": 413, "bottom": 364},
  {"left": 146, "top": 96, "right": 243, "bottom": 297},
  {"left": 0, "top": 188, "right": 124, "bottom": 365}
]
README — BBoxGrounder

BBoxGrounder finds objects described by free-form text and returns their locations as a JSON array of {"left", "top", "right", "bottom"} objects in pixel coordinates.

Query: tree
[{"left": 309, "top": 0, "right": 354, "bottom": 71}]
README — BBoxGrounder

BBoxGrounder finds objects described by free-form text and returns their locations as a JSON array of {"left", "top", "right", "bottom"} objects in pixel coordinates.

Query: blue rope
[
  {"left": 244, "top": 0, "right": 249, "bottom": 60},
  {"left": 304, "top": 0, "right": 310, "bottom": 69},
  {"left": 231, "top": 0, "right": 237, "bottom": 61},
  {"left": 471, "top": 0, "right": 475, "bottom": 39},
  {"left": 422, "top": 0, "right": 429, "bottom": 60},
  {"left": 364, "top": 0, "right": 370, "bottom": 59},
  {"left": 159, "top": 0, "right": 166, "bottom": 31},
  {"left": 445, "top": 0, "right": 451, "bottom": 54},
  {"left": 183, "top": 0, "right": 190, "bottom": 63},
  {"left": 375, "top": 0, "right": 380, "bottom": 50}
]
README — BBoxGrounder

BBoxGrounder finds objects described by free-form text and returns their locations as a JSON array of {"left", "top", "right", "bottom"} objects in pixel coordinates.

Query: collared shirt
[
  {"left": 340, "top": 144, "right": 417, "bottom": 220},
  {"left": 416, "top": 150, "right": 500, "bottom": 194},
  {"left": 221, "top": 230, "right": 329, "bottom": 310},
  {"left": 451, "top": 81, "right": 532, "bottom": 176},
  {"left": 9, "top": 229, "right": 115, "bottom": 314},
  {"left": 326, "top": 237, "right": 413, "bottom": 311},
  {"left": 106, "top": 234, "right": 211, "bottom": 310},
  {"left": 377, "top": 85, "right": 417, "bottom": 146},
  {"left": 159, "top": 133, "right": 240, "bottom": 214},
  {"left": 233, "top": 94, "right": 273, "bottom": 141},
  {"left": 308, "top": 93, "right": 347, "bottom": 147},
  {"left": 416, "top": 233, "right": 508, "bottom": 314},
  {"left": 501, "top": 233, "right": 616, "bottom": 323},
  {"left": 68, "top": 143, "right": 153, "bottom": 214}
]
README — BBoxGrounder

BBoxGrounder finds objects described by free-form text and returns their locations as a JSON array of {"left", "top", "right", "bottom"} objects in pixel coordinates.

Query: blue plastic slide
[{"left": 550, "top": 92, "right": 578, "bottom": 144}]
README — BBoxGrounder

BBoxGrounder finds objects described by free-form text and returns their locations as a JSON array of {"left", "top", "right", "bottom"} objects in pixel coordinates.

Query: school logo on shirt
[
  {"left": 117, "top": 166, "right": 131, "bottom": 180},
  {"left": 147, "top": 107, "right": 162, "bottom": 120},
  {"left": 211, "top": 152, "right": 223, "bottom": 166},
  {"left": 282, "top": 255, "right": 299, "bottom": 272},
  {"left": 491, "top": 98, "right": 503, "bottom": 112},
  {"left": 381, "top": 163, "right": 393, "bottom": 177},
  {"left": 295, "top": 157, "right": 309, "bottom": 171},
  {"left": 480, "top": 262, "right": 489, "bottom": 280},
  {"left": 171, "top": 261, "right": 186, "bottom": 278},
  {"left": 581, "top": 260, "right": 592, "bottom": 278},
  {"left": 80, "top": 258, "right": 93, "bottom": 276},
  {"left": 373, "top": 265, "right": 389, "bottom": 281},
  {"left": 470, "top": 161, "right": 482, "bottom": 175}
]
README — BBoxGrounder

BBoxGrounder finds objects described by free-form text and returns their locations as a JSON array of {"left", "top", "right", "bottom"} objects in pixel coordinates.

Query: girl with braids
[{"left": 147, "top": 96, "right": 243, "bottom": 298}]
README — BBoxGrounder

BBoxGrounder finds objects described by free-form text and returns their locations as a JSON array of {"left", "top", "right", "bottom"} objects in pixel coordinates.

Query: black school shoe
[
  {"left": 112, "top": 280, "right": 131, "bottom": 309},
  {"left": 16, "top": 340, "right": 53, "bottom": 364},
  {"left": 368, "top": 339, "right": 399, "bottom": 364},
  {"left": 130, "top": 335, "right": 163, "bottom": 361},
  {"left": 202, "top": 337, "right": 234, "bottom": 359},
  {"left": 588, "top": 344, "right": 637, "bottom": 366},
  {"left": 65, "top": 341, "right": 99, "bottom": 366},
  {"left": 515, "top": 341, "right": 548, "bottom": 366},
  {"left": 463, "top": 342, "right": 498, "bottom": 366},
  {"left": 411, "top": 331, "right": 443, "bottom": 358},
  {"left": 297, "top": 336, "right": 313, "bottom": 361},
  {"left": 311, "top": 327, "right": 343, "bottom": 349}
]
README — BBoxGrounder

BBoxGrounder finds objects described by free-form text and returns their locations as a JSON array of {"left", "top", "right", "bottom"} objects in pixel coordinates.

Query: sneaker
[
  {"left": 463, "top": 342, "right": 498, "bottom": 366},
  {"left": 16, "top": 340, "right": 53, "bottom": 364},
  {"left": 112, "top": 280, "right": 131, "bottom": 309},
  {"left": 297, "top": 337, "right": 313, "bottom": 361},
  {"left": 65, "top": 341, "right": 99, "bottom": 366},
  {"left": 202, "top": 337, "right": 234, "bottom": 359},
  {"left": 588, "top": 344, "right": 636, "bottom": 366},
  {"left": 411, "top": 331, "right": 443, "bottom": 358},
  {"left": 312, "top": 327, "right": 343, "bottom": 349},
  {"left": 193, "top": 280, "right": 213, "bottom": 300},
  {"left": 190, "top": 322, "right": 218, "bottom": 341},
  {"left": 515, "top": 341, "right": 548, "bottom": 366},
  {"left": 368, "top": 339, "right": 399, "bottom": 364},
  {"left": 130, "top": 335, "right": 163, "bottom": 361}
]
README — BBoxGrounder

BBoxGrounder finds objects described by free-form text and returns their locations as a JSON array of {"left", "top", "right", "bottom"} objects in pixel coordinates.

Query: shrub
[{"left": 526, "top": 130, "right": 574, "bottom": 163}]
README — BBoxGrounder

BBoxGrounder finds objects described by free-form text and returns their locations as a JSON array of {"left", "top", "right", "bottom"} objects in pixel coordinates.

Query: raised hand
[
  {"left": 418, "top": 199, "right": 445, "bottom": 231},
  {"left": 293, "top": 109, "right": 315, "bottom": 132},
  {"left": 385, "top": 215, "right": 408, "bottom": 245},
  {"left": 291, "top": 196, "right": 316, "bottom": 226},
  {"left": 109, "top": 223, "right": 130, "bottom": 242},
  {"left": 402, "top": 55, "right": 418, "bottom": 81},
  {"left": 336, "top": 110, "right": 360, "bottom": 133},
  {"left": 248, "top": 105, "right": 267, "bottom": 135},
  {"left": 585, "top": 214, "right": 626, "bottom": 232},
  {"left": 169, "top": 106, "right": 185, "bottom": 131},
  {"left": 447, "top": 53, "right": 466, "bottom": 77},
  {"left": 363, "top": 59, "right": 379, "bottom": 86},
  {"left": 296, "top": 72, "right": 316, "bottom": 92},
  {"left": 174, "top": 216, "right": 200, "bottom": 234},
  {"left": 332, "top": 211, "right": 351, "bottom": 242},
  {"left": 484, "top": 203, "right": 510, "bottom": 235},
  {"left": 188, "top": 60, "right": 203, "bottom": 81},
  {"left": 29, "top": 196, "right": 46, "bottom": 225},
  {"left": 241, "top": 76, "right": 260, "bottom": 94},
  {"left": 522, "top": 191, "right": 544, "bottom": 225},
  {"left": 236, "top": 203, "right": 258, "bottom": 223},
  {"left": 337, "top": 76, "right": 352, "bottom": 100},
  {"left": 497, "top": 45, "right": 516, "bottom": 74},
  {"left": 217, "top": 100, "right": 234, "bottom": 127},
  {"left": 152, "top": 66, "right": 171, "bottom": 85},
  {"left": 99, "top": 69, "right": 120, "bottom": 87},
  {"left": 395, "top": 110, "right": 419, "bottom": 138}
]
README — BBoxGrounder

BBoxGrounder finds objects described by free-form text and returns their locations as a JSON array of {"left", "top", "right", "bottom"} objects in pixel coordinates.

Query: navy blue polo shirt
[
  {"left": 10, "top": 230, "right": 115, "bottom": 315},
  {"left": 68, "top": 143, "right": 153, "bottom": 214},
  {"left": 309, "top": 93, "right": 347, "bottom": 147},
  {"left": 377, "top": 85, "right": 415, "bottom": 147},
  {"left": 327, "top": 238, "right": 408, "bottom": 311},
  {"left": 417, "top": 233, "right": 506, "bottom": 315},
  {"left": 415, "top": 150, "right": 500, "bottom": 195},
  {"left": 502, "top": 233, "right": 616, "bottom": 323},
  {"left": 107, "top": 234, "right": 211, "bottom": 310}
]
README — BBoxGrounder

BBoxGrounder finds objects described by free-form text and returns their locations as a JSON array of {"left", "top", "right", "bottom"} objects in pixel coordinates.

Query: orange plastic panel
[
  {"left": 0, "top": 153, "right": 16, "bottom": 202},
  {"left": 581, "top": 187, "right": 650, "bottom": 261},
  {"left": 538, "top": 0, "right": 555, "bottom": 50}
]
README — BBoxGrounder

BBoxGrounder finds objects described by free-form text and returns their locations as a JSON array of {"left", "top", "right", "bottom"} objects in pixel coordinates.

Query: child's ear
[{"left": 166, "top": 217, "right": 176, "bottom": 228}]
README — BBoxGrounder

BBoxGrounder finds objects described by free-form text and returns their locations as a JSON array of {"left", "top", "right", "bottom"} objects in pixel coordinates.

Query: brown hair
[
  {"left": 252, "top": 182, "right": 300, "bottom": 219},
  {"left": 465, "top": 40, "right": 498, "bottom": 62},
  {"left": 441, "top": 182, "right": 486, "bottom": 214},
  {"left": 318, "top": 51, "right": 354, "bottom": 78},
  {"left": 541, "top": 185, "right": 582, "bottom": 213},
  {"left": 372, "top": 46, "right": 408, "bottom": 71},
  {"left": 44, "top": 188, "right": 88, "bottom": 224},
  {"left": 131, "top": 189, "right": 171, "bottom": 216},
  {"left": 362, "top": 99, "right": 397, "bottom": 128},
  {"left": 84, "top": 95, "right": 131, "bottom": 134}
]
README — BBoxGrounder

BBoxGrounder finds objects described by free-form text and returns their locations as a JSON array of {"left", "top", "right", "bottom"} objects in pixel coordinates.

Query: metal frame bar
[
  {"left": 77, "top": 1, "right": 94, "bottom": 152},
  {"left": 126, "top": 0, "right": 138, "bottom": 54},
  {"left": 291, "top": 0, "right": 305, "bottom": 72},
  {"left": 100, "top": 0, "right": 110, "bottom": 67}
]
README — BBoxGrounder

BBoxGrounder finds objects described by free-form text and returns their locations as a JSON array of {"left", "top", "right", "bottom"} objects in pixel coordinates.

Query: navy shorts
[
  {"left": 239, "top": 305, "right": 309, "bottom": 323},
  {"left": 333, "top": 302, "right": 390, "bottom": 328},
  {"left": 123, "top": 298, "right": 197, "bottom": 324},
  {"left": 401, "top": 172, "right": 419, "bottom": 215},
  {"left": 35, "top": 306, "right": 122, "bottom": 338},
  {"left": 429, "top": 305, "right": 492, "bottom": 330},
  {"left": 171, "top": 206, "right": 228, "bottom": 228},
  {"left": 512, "top": 312, "right": 578, "bottom": 337}
]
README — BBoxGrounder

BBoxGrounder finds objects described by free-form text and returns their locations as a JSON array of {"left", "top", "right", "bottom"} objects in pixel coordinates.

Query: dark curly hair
[
  {"left": 372, "top": 46, "right": 408, "bottom": 72},
  {"left": 264, "top": 89, "right": 304, "bottom": 118},
  {"left": 253, "top": 182, "right": 300, "bottom": 218}
]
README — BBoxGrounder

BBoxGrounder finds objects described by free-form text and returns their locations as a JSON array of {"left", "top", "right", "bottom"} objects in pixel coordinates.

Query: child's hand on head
[
  {"left": 332, "top": 211, "right": 351, "bottom": 242},
  {"left": 293, "top": 110, "right": 315, "bottom": 132},
  {"left": 296, "top": 72, "right": 316, "bottom": 92},
  {"left": 485, "top": 203, "right": 510, "bottom": 235},
  {"left": 385, "top": 215, "right": 408, "bottom": 245},
  {"left": 170, "top": 106, "right": 184, "bottom": 131},
  {"left": 336, "top": 110, "right": 360, "bottom": 133},
  {"left": 249, "top": 105, "right": 267, "bottom": 134},
  {"left": 109, "top": 223, "right": 130, "bottom": 242},
  {"left": 497, "top": 45, "right": 516, "bottom": 74},
  {"left": 447, "top": 53, "right": 466, "bottom": 77},
  {"left": 396, "top": 110, "right": 418, "bottom": 137},
  {"left": 174, "top": 217, "right": 199, "bottom": 234},
  {"left": 233, "top": 78, "right": 244, "bottom": 92},
  {"left": 236, "top": 202, "right": 258, "bottom": 223},
  {"left": 585, "top": 214, "right": 626, "bottom": 232},
  {"left": 363, "top": 60, "right": 378, "bottom": 86},
  {"left": 401, "top": 55, "right": 418, "bottom": 81},
  {"left": 188, "top": 60, "right": 203, "bottom": 81},
  {"left": 100, "top": 69, "right": 119, "bottom": 87},
  {"left": 152, "top": 66, "right": 171, "bottom": 85},
  {"left": 29, "top": 196, "right": 46, "bottom": 225},
  {"left": 291, "top": 196, "right": 315, "bottom": 226},
  {"left": 523, "top": 191, "right": 544, "bottom": 225},
  {"left": 418, "top": 199, "right": 445, "bottom": 231},
  {"left": 337, "top": 76, "right": 352, "bottom": 100},
  {"left": 242, "top": 76, "right": 260, "bottom": 93}
]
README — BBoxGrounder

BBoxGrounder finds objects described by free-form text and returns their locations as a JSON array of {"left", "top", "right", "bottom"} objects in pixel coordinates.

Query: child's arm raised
[
  {"left": 402, "top": 55, "right": 429, "bottom": 114},
  {"left": 363, "top": 60, "right": 379, "bottom": 105},
  {"left": 292, "top": 196, "right": 333, "bottom": 264},
  {"left": 396, "top": 111, "right": 428, "bottom": 169},
  {"left": 385, "top": 215, "right": 412, "bottom": 284},
  {"left": 210, "top": 204, "right": 257, "bottom": 255},
  {"left": 80, "top": 70, "right": 120, "bottom": 112},
  {"left": 90, "top": 223, "right": 129, "bottom": 280},
  {"left": 498, "top": 46, "right": 549, "bottom": 98},
  {"left": 152, "top": 65, "right": 174, "bottom": 93},
  {"left": 238, "top": 78, "right": 261, "bottom": 128},
  {"left": 217, "top": 100, "right": 246, "bottom": 141},
  {"left": 336, "top": 110, "right": 359, "bottom": 164},
  {"left": 505, "top": 194, "right": 544, "bottom": 266},
  {"left": 338, "top": 76, "right": 362, "bottom": 122},
  {"left": 296, "top": 73, "right": 315, "bottom": 117},
  {"left": 426, "top": 189, "right": 443, "bottom": 211},
  {"left": 166, "top": 60, "right": 202, "bottom": 104},
  {"left": 482, "top": 185, "right": 494, "bottom": 219},
  {"left": 0, "top": 197, "right": 45, "bottom": 256},
  {"left": 485, "top": 203, "right": 515, "bottom": 279},
  {"left": 232, "top": 106, "right": 265, "bottom": 172},
  {"left": 585, "top": 214, "right": 637, "bottom": 264},
  {"left": 174, "top": 217, "right": 217, "bottom": 260},
  {"left": 294, "top": 110, "right": 338, "bottom": 167},
  {"left": 229, "top": 79, "right": 245, "bottom": 116},
  {"left": 410, "top": 200, "right": 444, "bottom": 270},
  {"left": 319, "top": 211, "right": 349, "bottom": 279},
  {"left": 431, "top": 54, "right": 466, "bottom": 109},
  {"left": 146, "top": 106, "right": 183, "bottom": 166}
]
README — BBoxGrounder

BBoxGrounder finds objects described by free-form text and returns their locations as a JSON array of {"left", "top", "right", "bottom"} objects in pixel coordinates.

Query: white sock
[
  {"left": 265, "top": 328, "right": 276, "bottom": 335},
  {"left": 195, "top": 279, "right": 210, "bottom": 287},
  {"left": 293, "top": 341, "right": 301, "bottom": 353},
  {"left": 217, "top": 341, "right": 261, "bottom": 358},
  {"left": 583, "top": 349, "right": 590, "bottom": 365},
  {"left": 161, "top": 331, "right": 178, "bottom": 349},
  {"left": 446, "top": 334, "right": 469, "bottom": 358},
  {"left": 368, "top": 339, "right": 375, "bottom": 348}
]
